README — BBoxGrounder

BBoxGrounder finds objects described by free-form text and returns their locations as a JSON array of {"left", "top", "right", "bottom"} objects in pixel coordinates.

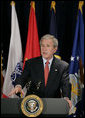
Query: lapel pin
[{"left": 55, "top": 69, "right": 57, "bottom": 71}]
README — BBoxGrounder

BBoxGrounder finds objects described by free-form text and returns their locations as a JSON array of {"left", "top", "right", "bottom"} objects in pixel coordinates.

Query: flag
[
  {"left": 23, "top": 1, "right": 41, "bottom": 69},
  {"left": 2, "top": 1, "right": 23, "bottom": 98},
  {"left": 69, "top": 1, "right": 84, "bottom": 106},
  {"left": 49, "top": 1, "right": 61, "bottom": 59}
]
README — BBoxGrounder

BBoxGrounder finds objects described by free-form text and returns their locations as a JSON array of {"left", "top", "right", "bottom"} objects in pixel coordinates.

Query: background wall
[{"left": 1, "top": 1, "right": 79, "bottom": 69}]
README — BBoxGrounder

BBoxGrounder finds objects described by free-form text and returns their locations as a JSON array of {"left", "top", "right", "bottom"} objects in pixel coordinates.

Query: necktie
[{"left": 44, "top": 61, "right": 49, "bottom": 86}]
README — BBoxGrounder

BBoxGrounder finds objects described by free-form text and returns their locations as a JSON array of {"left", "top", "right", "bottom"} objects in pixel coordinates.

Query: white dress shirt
[{"left": 42, "top": 57, "right": 53, "bottom": 71}]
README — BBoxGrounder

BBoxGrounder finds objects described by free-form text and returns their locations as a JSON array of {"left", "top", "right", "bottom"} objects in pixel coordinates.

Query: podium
[{"left": 1, "top": 98, "right": 69, "bottom": 117}]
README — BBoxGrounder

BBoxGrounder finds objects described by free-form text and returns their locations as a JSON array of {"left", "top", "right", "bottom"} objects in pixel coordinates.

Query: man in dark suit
[{"left": 9, "top": 34, "right": 72, "bottom": 108}]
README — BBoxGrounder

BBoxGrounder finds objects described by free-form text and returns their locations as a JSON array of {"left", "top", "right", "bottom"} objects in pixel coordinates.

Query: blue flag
[
  {"left": 49, "top": 2, "right": 57, "bottom": 38},
  {"left": 69, "top": 2, "right": 84, "bottom": 106},
  {"left": 49, "top": 1, "right": 61, "bottom": 59}
]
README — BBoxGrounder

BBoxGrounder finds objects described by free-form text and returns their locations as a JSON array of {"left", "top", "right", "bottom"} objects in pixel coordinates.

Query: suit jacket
[{"left": 15, "top": 56, "right": 71, "bottom": 98}]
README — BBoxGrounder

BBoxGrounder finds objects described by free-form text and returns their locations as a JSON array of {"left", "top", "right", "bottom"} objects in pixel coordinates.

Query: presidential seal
[{"left": 21, "top": 95, "right": 43, "bottom": 117}]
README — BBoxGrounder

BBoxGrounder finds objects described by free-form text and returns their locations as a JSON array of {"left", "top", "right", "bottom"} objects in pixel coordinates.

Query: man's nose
[{"left": 43, "top": 46, "right": 47, "bottom": 50}]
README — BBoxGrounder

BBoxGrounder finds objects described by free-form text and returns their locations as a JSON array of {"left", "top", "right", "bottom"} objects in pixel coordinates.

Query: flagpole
[
  {"left": 79, "top": 58, "right": 84, "bottom": 85},
  {"left": 1, "top": 53, "right": 3, "bottom": 92},
  {"left": 10, "top": 1, "right": 15, "bottom": 6}
]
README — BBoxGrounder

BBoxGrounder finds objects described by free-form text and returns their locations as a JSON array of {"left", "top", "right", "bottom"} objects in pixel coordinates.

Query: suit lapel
[
  {"left": 36, "top": 57, "right": 60, "bottom": 92},
  {"left": 45, "top": 57, "right": 59, "bottom": 90},
  {"left": 36, "top": 57, "right": 45, "bottom": 89}
]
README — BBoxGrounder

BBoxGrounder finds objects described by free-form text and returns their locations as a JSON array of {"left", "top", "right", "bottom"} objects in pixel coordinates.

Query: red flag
[{"left": 23, "top": 1, "right": 41, "bottom": 69}]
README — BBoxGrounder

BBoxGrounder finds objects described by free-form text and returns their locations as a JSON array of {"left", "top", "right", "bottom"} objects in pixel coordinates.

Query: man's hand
[
  {"left": 8, "top": 85, "right": 24, "bottom": 97},
  {"left": 64, "top": 97, "right": 72, "bottom": 109}
]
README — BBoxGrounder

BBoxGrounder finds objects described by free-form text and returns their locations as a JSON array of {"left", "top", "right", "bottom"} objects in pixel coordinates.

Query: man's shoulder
[
  {"left": 54, "top": 57, "right": 69, "bottom": 67},
  {"left": 26, "top": 56, "right": 42, "bottom": 63}
]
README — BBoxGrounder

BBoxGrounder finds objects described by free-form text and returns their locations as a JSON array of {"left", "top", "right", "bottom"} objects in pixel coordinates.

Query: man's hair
[{"left": 40, "top": 34, "right": 58, "bottom": 48}]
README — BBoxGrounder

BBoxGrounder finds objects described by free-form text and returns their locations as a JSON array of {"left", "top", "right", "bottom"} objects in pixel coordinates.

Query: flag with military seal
[
  {"left": 69, "top": 1, "right": 84, "bottom": 106},
  {"left": 2, "top": 1, "right": 26, "bottom": 98}
]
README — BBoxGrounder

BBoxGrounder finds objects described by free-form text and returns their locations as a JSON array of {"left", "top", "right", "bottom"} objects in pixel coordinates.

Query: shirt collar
[{"left": 42, "top": 57, "right": 53, "bottom": 68}]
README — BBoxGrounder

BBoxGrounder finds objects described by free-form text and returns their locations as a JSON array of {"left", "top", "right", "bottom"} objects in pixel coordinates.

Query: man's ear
[{"left": 54, "top": 47, "right": 58, "bottom": 53}]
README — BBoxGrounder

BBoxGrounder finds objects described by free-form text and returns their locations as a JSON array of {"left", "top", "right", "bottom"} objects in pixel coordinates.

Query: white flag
[{"left": 2, "top": 2, "right": 23, "bottom": 98}]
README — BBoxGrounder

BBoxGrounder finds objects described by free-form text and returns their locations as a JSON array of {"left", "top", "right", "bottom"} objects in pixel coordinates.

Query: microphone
[
  {"left": 25, "top": 80, "right": 42, "bottom": 96},
  {"left": 26, "top": 81, "right": 32, "bottom": 91},
  {"left": 36, "top": 81, "right": 41, "bottom": 90}
]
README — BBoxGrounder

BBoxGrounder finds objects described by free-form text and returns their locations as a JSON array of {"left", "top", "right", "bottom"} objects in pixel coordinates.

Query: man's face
[{"left": 40, "top": 39, "right": 57, "bottom": 60}]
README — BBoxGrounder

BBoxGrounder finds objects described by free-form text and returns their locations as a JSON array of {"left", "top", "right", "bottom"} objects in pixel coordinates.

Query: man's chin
[{"left": 42, "top": 56, "right": 49, "bottom": 60}]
